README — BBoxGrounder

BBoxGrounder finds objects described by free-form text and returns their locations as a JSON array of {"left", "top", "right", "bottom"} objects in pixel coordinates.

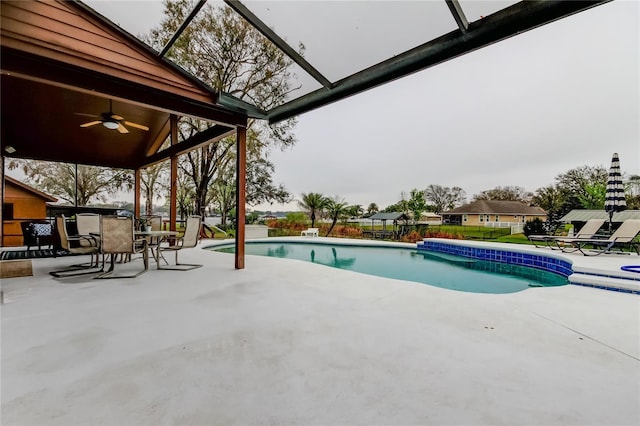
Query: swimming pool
[{"left": 211, "top": 241, "right": 568, "bottom": 294}]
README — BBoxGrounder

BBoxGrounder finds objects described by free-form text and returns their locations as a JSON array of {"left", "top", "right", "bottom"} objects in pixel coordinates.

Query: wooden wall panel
[{"left": 1, "top": 1, "right": 215, "bottom": 103}]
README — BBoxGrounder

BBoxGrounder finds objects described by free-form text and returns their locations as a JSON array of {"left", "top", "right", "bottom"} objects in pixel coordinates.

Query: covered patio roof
[
  {"left": 0, "top": 0, "right": 244, "bottom": 169},
  {"left": 1, "top": 0, "right": 250, "bottom": 267}
]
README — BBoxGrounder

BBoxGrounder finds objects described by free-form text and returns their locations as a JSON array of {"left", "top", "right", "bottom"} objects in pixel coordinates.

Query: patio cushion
[{"left": 32, "top": 223, "right": 52, "bottom": 236}]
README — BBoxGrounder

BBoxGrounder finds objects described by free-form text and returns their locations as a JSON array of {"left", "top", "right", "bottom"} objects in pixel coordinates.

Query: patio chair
[
  {"left": 158, "top": 215, "right": 202, "bottom": 271},
  {"left": 138, "top": 214, "right": 163, "bottom": 260},
  {"left": 301, "top": 227, "right": 319, "bottom": 237},
  {"left": 49, "top": 215, "right": 102, "bottom": 278},
  {"left": 95, "top": 216, "right": 148, "bottom": 279},
  {"left": 20, "top": 221, "right": 38, "bottom": 250},
  {"left": 76, "top": 213, "right": 100, "bottom": 248},
  {"left": 21, "top": 220, "right": 56, "bottom": 251},
  {"left": 561, "top": 219, "right": 640, "bottom": 256},
  {"left": 528, "top": 219, "right": 605, "bottom": 250}
]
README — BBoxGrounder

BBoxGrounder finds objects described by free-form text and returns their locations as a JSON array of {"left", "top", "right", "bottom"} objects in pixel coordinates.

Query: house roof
[
  {"left": 4, "top": 176, "right": 58, "bottom": 202},
  {"left": 559, "top": 209, "right": 640, "bottom": 223},
  {"left": 0, "top": 0, "right": 242, "bottom": 170},
  {"left": 444, "top": 200, "right": 546, "bottom": 216},
  {"left": 368, "top": 212, "right": 410, "bottom": 221}
]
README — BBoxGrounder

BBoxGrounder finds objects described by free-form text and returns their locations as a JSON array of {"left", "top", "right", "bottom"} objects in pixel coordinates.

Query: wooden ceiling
[{"left": 0, "top": 0, "right": 244, "bottom": 170}]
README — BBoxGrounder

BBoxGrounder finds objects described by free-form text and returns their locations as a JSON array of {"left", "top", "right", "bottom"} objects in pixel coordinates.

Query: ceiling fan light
[{"left": 103, "top": 120, "right": 119, "bottom": 130}]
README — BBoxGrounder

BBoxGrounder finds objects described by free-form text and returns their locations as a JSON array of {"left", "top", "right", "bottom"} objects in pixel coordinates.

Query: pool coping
[{"left": 204, "top": 237, "right": 640, "bottom": 295}]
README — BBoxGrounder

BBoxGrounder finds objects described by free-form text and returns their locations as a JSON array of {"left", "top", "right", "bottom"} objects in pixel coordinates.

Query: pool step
[{"left": 569, "top": 271, "right": 640, "bottom": 294}]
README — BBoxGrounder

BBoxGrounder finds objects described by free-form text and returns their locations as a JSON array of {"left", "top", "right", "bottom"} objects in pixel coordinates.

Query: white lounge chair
[
  {"left": 301, "top": 228, "right": 319, "bottom": 237},
  {"left": 562, "top": 219, "right": 640, "bottom": 256},
  {"left": 528, "top": 218, "right": 605, "bottom": 250}
]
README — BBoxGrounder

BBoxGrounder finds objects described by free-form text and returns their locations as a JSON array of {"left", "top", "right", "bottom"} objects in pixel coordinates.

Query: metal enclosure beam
[
  {"left": 267, "top": 0, "right": 610, "bottom": 124},
  {"left": 160, "top": 0, "right": 207, "bottom": 58},
  {"left": 224, "top": 0, "right": 333, "bottom": 89},
  {"left": 446, "top": 0, "right": 469, "bottom": 33}
]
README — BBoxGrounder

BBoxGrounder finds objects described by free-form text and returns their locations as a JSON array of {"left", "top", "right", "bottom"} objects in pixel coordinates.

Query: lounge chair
[
  {"left": 95, "top": 216, "right": 148, "bottom": 279},
  {"left": 528, "top": 219, "right": 605, "bottom": 250},
  {"left": 49, "top": 215, "right": 102, "bottom": 278},
  {"left": 158, "top": 215, "right": 202, "bottom": 271},
  {"left": 301, "top": 228, "right": 319, "bottom": 237},
  {"left": 561, "top": 219, "right": 640, "bottom": 256}
]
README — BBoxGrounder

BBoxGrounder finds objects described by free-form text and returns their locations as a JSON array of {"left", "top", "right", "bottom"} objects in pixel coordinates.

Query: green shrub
[
  {"left": 284, "top": 212, "right": 308, "bottom": 225},
  {"left": 523, "top": 218, "right": 545, "bottom": 236}
]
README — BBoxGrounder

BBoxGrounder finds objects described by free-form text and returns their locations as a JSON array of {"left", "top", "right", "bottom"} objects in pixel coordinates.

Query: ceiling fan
[{"left": 78, "top": 100, "right": 149, "bottom": 133}]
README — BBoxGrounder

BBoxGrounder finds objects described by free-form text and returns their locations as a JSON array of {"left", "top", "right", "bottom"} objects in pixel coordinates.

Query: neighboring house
[
  {"left": 442, "top": 200, "right": 546, "bottom": 227},
  {"left": 417, "top": 212, "right": 442, "bottom": 225},
  {"left": 2, "top": 176, "right": 57, "bottom": 247}
]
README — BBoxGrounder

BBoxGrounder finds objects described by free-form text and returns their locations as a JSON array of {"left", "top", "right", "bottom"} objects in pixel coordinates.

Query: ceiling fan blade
[
  {"left": 124, "top": 121, "right": 149, "bottom": 131},
  {"left": 117, "top": 123, "right": 129, "bottom": 134},
  {"left": 80, "top": 121, "right": 102, "bottom": 128},
  {"left": 110, "top": 114, "right": 124, "bottom": 120},
  {"left": 75, "top": 112, "right": 100, "bottom": 118}
]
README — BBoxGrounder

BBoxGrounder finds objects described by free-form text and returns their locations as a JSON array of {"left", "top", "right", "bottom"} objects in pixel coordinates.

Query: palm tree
[
  {"left": 346, "top": 204, "right": 364, "bottom": 218},
  {"left": 298, "top": 192, "right": 328, "bottom": 228},
  {"left": 325, "top": 198, "right": 348, "bottom": 237},
  {"left": 366, "top": 203, "right": 379, "bottom": 217}
]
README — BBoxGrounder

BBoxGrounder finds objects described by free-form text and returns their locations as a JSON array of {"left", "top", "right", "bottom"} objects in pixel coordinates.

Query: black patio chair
[{"left": 20, "top": 220, "right": 55, "bottom": 251}]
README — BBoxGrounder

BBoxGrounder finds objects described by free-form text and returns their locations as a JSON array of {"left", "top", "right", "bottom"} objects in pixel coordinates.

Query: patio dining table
[{"left": 134, "top": 230, "right": 178, "bottom": 268}]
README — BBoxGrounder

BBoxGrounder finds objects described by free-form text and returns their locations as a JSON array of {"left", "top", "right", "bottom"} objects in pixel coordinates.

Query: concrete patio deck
[{"left": 1, "top": 239, "right": 639, "bottom": 425}]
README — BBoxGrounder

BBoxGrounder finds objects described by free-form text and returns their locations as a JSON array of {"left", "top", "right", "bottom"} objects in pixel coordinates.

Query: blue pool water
[{"left": 213, "top": 242, "right": 568, "bottom": 294}]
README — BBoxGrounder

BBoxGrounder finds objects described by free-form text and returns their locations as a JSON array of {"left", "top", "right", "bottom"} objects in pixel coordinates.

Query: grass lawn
[{"left": 495, "top": 233, "right": 536, "bottom": 244}]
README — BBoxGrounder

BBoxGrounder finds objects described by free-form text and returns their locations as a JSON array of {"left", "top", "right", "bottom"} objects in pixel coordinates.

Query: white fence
[{"left": 483, "top": 222, "right": 524, "bottom": 234}]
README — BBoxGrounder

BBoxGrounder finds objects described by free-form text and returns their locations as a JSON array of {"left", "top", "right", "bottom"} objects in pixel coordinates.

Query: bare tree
[
  {"left": 423, "top": 185, "right": 466, "bottom": 214},
  {"left": 473, "top": 186, "right": 533, "bottom": 203},
  {"left": 141, "top": 163, "right": 168, "bottom": 215},
  {"left": 7, "top": 159, "right": 132, "bottom": 206},
  {"left": 145, "top": 1, "right": 299, "bottom": 220}
]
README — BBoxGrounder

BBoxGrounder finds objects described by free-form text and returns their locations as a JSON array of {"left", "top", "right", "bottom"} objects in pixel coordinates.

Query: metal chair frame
[
  {"left": 95, "top": 216, "right": 149, "bottom": 279},
  {"left": 158, "top": 215, "right": 202, "bottom": 271},
  {"left": 49, "top": 215, "right": 102, "bottom": 278}
]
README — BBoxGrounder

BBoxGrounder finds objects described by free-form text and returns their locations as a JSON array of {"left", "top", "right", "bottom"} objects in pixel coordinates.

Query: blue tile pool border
[
  {"left": 417, "top": 239, "right": 640, "bottom": 295},
  {"left": 417, "top": 240, "right": 573, "bottom": 277}
]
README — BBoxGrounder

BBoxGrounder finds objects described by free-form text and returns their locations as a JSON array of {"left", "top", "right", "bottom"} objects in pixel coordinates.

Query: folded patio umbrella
[{"left": 604, "top": 152, "right": 627, "bottom": 234}]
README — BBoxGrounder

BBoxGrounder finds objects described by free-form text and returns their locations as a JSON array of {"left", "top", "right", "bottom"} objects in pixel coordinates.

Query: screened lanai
[
  {"left": 1, "top": 0, "right": 612, "bottom": 269},
  {"left": 84, "top": 0, "right": 610, "bottom": 124}
]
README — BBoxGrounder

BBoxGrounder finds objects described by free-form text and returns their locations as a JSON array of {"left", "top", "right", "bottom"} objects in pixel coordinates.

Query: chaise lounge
[
  {"left": 528, "top": 218, "right": 605, "bottom": 250},
  {"left": 301, "top": 228, "right": 319, "bottom": 237},
  {"left": 561, "top": 219, "right": 640, "bottom": 256}
]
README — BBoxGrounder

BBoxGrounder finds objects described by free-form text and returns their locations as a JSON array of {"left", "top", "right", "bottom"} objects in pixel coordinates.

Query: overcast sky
[{"left": 80, "top": 1, "right": 639, "bottom": 211}]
